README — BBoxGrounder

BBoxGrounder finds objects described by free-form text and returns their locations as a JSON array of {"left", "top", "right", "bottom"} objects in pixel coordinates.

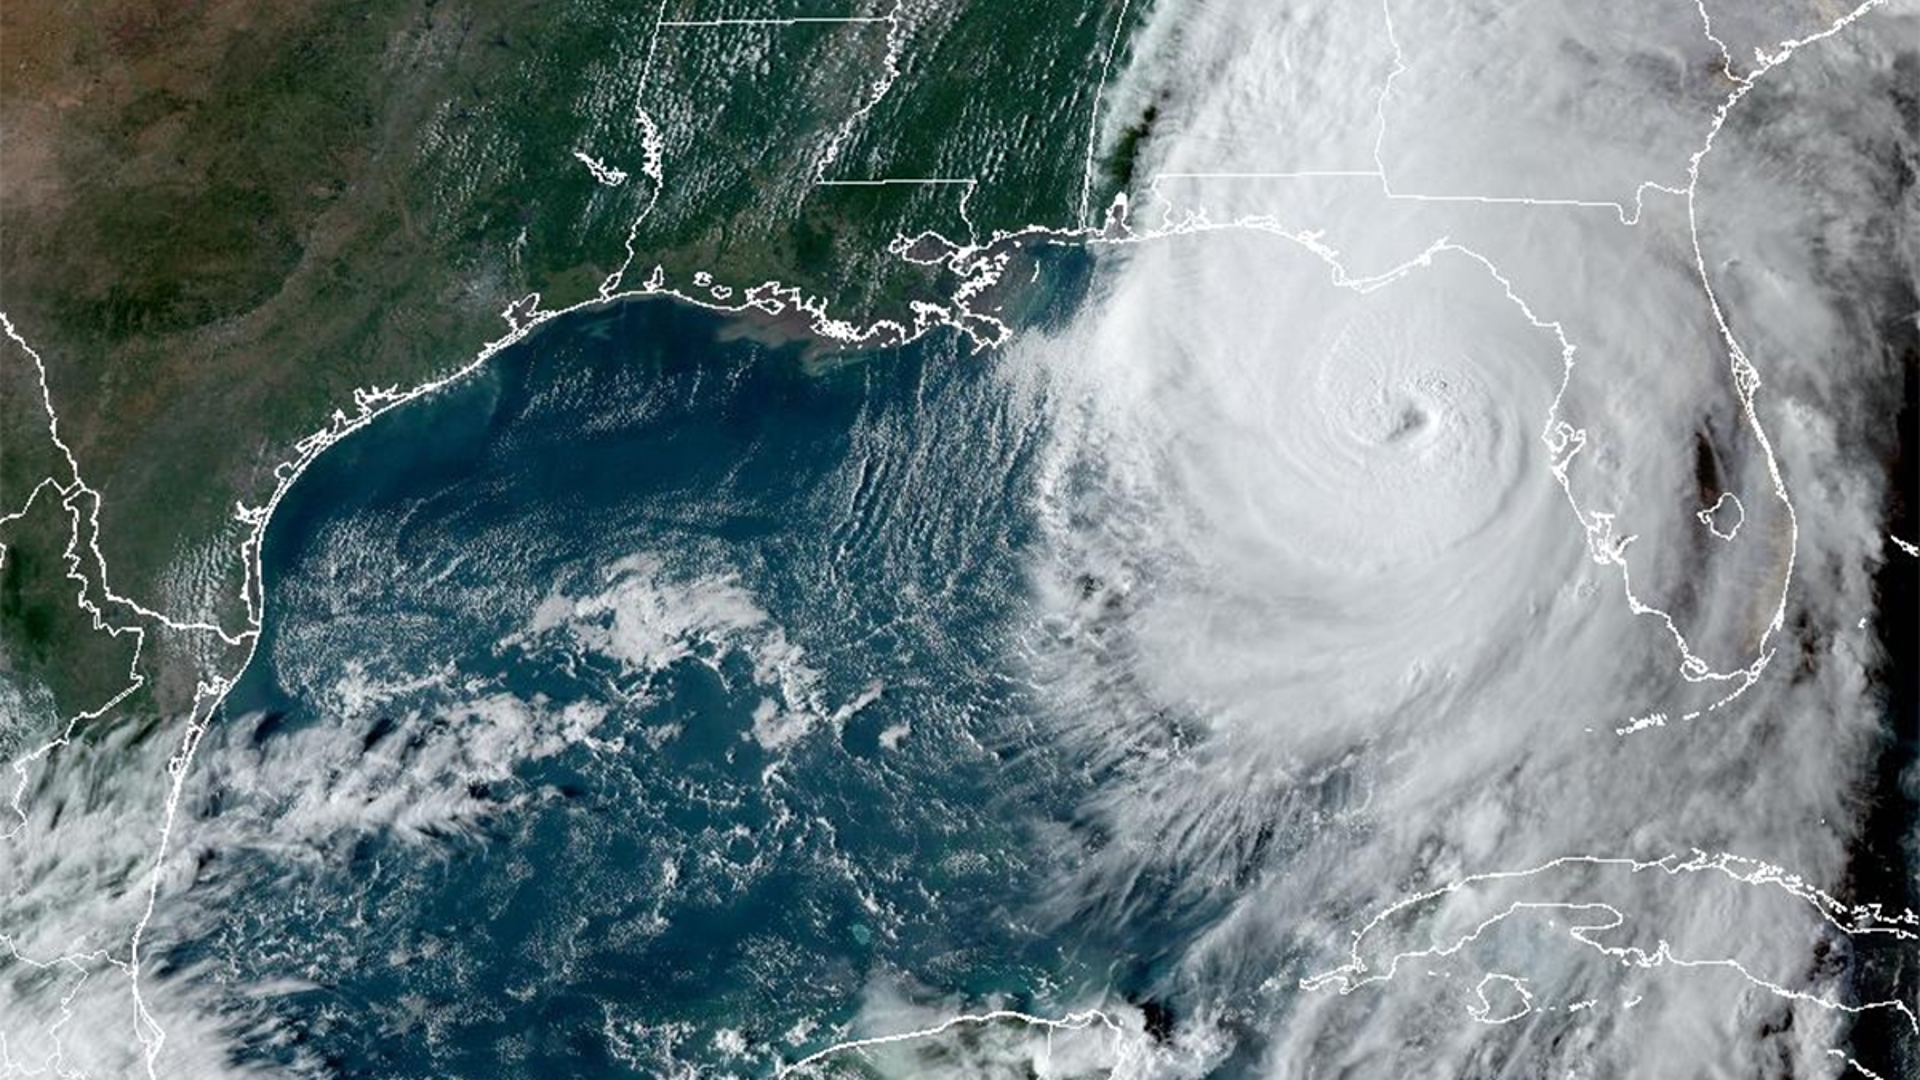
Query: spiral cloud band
[{"left": 991, "top": 0, "right": 1920, "bottom": 1074}]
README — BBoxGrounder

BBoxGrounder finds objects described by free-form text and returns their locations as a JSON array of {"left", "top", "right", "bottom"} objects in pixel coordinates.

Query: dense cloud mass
[
  {"left": 999, "top": 0, "right": 1920, "bottom": 1074},
  {"left": 1, "top": 0, "right": 1915, "bottom": 1077}
]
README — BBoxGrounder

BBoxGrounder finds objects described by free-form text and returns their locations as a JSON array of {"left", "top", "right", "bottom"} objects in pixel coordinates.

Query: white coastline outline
[
  {"left": 0, "top": 0, "right": 1907, "bottom": 1073},
  {"left": 1297, "top": 851, "right": 1919, "bottom": 1072}
]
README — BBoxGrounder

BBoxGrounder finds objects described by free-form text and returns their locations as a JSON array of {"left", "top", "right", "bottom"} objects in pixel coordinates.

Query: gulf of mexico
[{"left": 188, "top": 287, "right": 1123, "bottom": 1078}]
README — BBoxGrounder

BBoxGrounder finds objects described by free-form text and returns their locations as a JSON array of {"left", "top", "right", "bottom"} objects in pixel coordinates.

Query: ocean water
[
  {"left": 143, "top": 210, "right": 1920, "bottom": 1078},
  {"left": 185, "top": 281, "right": 1155, "bottom": 1077}
]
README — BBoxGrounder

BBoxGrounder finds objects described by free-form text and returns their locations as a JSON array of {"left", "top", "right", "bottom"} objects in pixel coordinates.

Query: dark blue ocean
[{"left": 174, "top": 273, "right": 1198, "bottom": 1077}]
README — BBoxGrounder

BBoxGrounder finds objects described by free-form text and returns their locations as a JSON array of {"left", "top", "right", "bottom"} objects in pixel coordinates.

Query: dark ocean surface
[{"left": 185, "top": 276, "right": 1165, "bottom": 1078}]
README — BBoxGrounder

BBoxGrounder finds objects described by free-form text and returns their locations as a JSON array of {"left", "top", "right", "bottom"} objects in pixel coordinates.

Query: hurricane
[{"left": 1, "top": 0, "right": 1916, "bottom": 1077}]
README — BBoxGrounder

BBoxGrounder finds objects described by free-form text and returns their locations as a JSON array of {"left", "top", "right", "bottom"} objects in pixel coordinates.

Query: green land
[{"left": 0, "top": 0, "right": 1152, "bottom": 734}]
